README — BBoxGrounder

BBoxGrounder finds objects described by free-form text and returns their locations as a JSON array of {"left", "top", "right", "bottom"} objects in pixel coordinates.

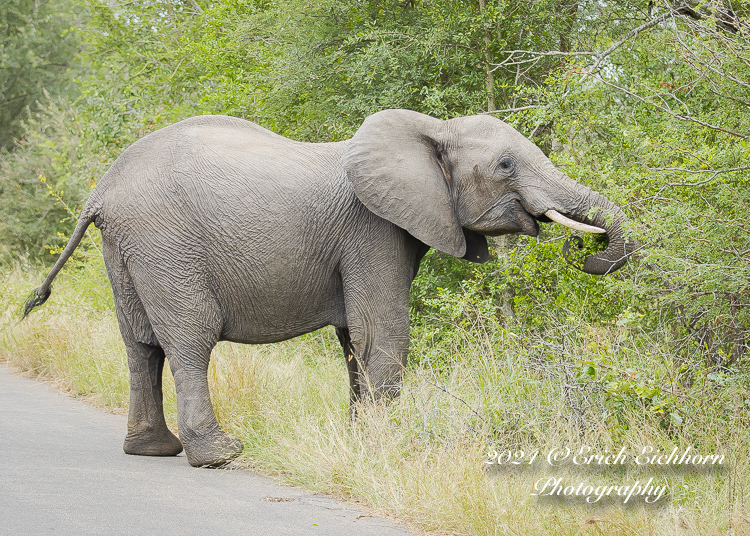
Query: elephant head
[{"left": 341, "top": 109, "right": 634, "bottom": 275}]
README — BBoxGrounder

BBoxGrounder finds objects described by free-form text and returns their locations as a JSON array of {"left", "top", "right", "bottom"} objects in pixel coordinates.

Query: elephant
[{"left": 24, "top": 109, "right": 633, "bottom": 467}]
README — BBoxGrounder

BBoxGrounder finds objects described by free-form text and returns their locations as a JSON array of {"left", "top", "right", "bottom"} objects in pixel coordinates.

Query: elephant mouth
[
  {"left": 467, "top": 194, "right": 540, "bottom": 237},
  {"left": 468, "top": 195, "right": 609, "bottom": 240}
]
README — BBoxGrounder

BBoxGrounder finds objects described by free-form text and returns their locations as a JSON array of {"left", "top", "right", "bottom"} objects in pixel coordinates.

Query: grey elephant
[{"left": 24, "top": 109, "right": 633, "bottom": 467}]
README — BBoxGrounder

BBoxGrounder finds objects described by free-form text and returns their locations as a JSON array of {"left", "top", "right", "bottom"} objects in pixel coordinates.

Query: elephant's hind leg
[
  {"left": 103, "top": 237, "right": 182, "bottom": 457},
  {"left": 102, "top": 233, "right": 182, "bottom": 456},
  {"left": 122, "top": 342, "right": 183, "bottom": 457},
  {"left": 166, "top": 341, "right": 244, "bottom": 467},
  {"left": 150, "top": 296, "right": 243, "bottom": 467}
]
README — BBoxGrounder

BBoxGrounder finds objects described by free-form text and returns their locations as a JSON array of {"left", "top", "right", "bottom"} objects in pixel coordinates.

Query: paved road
[{"left": 0, "top": 365, "right": 415, "bottom": 535}]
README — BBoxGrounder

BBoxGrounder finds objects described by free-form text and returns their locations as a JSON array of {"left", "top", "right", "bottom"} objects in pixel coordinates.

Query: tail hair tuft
[{"left": 22, "top": 287, "right": 52, "bottom": 319}]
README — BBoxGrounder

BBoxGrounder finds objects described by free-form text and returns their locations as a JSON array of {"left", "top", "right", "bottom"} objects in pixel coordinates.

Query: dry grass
[{"left": 2, "top": 265, "right": 748, "bottom": 536}]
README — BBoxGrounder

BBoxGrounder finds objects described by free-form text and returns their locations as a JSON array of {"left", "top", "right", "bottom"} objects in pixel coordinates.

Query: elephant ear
[{"left": 341, "top": 109, "right": 466, "bottom": 258}]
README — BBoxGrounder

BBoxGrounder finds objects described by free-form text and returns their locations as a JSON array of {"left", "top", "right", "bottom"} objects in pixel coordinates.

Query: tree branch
[{"left": 589, "top": 12, "right": 673, "bottom": 73}]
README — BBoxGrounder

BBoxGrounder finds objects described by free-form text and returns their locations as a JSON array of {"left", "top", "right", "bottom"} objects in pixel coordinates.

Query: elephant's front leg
[
  {"left": 342, "top": 286, "right": 412, "bottom": 404},
  {"left": 350, "top": 317, "right": 410, "bottom": 403},
  {"left": 339, "top": 228, "right": 419, "bottom": 405},
  {"left": 167, "top": 346, "right": 244, "bottom": 467}
]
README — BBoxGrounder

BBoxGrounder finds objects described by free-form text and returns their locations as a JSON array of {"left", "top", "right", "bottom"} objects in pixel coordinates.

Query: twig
[
  {"left": 421, "top": 378, "right": 486, "bottom": 423},
  {"left": 580, "top": 70, "right": 748, "bottom": 138},
  {"left": 480, "top": 104, "right": 542, "bottom": 115},
  {"left": 644, "top": 166, "right": 750, "bottom": 174}
]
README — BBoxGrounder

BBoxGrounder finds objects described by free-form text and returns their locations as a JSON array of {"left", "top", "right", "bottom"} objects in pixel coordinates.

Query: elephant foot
[
  {"left": 183, "top": 431, "right": 244, "bottom": 468},
  {"left": 124, "top": 427, "right": 183, "bottom": 457}
]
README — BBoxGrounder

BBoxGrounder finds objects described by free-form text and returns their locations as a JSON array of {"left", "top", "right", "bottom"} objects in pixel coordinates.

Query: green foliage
[
  {"left": 218, "top": 0, "right": 581, "bottom": 139},
  {"left": 535, "top": 2, "right": 750, "bottom": 369},
  {"left": 0, "top": 99, "right": 96, "bottom": 260},
  {"left": 0, "top": 0, "right": 83, "bottom": 149}
]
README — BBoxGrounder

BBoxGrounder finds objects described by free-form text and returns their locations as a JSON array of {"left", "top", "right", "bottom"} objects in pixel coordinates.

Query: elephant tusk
[{"left": 545, "top": 210, "right": 606, "bottom": 234}]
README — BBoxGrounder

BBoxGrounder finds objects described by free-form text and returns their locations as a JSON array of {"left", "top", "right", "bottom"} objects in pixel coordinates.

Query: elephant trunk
[{"left": 549, "top": 175, "right": 634, "bottom": 275}]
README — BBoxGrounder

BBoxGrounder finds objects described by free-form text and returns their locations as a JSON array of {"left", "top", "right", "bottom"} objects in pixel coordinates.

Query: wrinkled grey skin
[{"left": 25, "top": 110, "right": 633, "bottom": 467}]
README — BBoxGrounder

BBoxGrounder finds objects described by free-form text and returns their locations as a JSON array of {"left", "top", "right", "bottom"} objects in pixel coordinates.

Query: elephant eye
[{"left": 496, "top": 157, "right": 516, "bottom": 175}]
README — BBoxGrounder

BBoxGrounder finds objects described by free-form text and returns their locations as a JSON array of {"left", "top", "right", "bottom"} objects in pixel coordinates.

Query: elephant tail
[{"left": 23, "top": 199, "right": 100, "bottom": 319}]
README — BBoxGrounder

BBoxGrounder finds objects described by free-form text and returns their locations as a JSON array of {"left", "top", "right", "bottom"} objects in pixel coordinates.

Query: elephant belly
[{"left": 214, "top": 263, "right": 347, "bottom": 345}]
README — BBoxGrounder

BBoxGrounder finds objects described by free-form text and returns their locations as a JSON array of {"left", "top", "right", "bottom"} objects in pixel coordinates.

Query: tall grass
[{"left": 1, "top": 264, "right": 748, "bottom": 536}]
